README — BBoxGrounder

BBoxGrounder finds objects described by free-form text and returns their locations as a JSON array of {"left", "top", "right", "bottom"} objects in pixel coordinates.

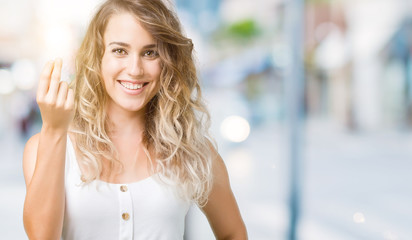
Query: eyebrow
[
  {"left": 108, "top": 41, "right": 130, "bottom": 47},
  {"left": 108, "top": 42, "right": 157, "bottom": 49}
]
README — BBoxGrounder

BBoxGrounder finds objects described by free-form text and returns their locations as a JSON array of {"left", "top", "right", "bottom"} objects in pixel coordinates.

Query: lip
[
  {"left": 117, "top": 80, "right": 149, "bottom": 95},
  {"left": 118, "top": 80, "right": 148, "bottom": 84}
]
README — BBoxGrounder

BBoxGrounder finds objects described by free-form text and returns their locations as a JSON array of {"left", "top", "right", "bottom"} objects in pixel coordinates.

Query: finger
[
  {"left": 47, "top": 58, "right": 63, "bottom": 101},
  {"left": 65, "top": 88, "right": 74, "bottom": 110},
  {"left": 56, "top": 81, "right": 68, "bottom": 107},
  {"left": 37, "top": 60, "right": 54, "bottom": 97},
  {"left": 51, "top": 58, "right": 62, "bottom": 82}
]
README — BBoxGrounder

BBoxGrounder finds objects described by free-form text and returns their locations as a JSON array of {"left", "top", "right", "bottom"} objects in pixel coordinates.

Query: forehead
[{"left": 103, "top": 12, "right": 155, "bottom": 46}]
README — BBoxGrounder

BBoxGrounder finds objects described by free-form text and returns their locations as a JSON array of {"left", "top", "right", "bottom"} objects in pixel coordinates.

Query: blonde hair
[{"left": 70, "top": 0, "right": 214, "bottom": 205}]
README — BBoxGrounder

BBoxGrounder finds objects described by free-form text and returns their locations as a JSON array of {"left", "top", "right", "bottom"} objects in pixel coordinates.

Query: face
[{"left": 101, "top": 12, "right": 161, "bottom": 115}]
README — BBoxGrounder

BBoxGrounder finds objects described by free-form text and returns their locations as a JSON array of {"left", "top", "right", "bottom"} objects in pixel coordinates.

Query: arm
[
  {"left": 201, "top": 150, "right": 248, "bottom": 240},
  {"left": 23, "top": 59, "right": 74, "bottom": 240}
]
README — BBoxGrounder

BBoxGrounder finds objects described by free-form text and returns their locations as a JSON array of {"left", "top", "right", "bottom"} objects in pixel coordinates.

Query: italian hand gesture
[{"left": 36, "top": 59, "right": 74, "bottom": 132}]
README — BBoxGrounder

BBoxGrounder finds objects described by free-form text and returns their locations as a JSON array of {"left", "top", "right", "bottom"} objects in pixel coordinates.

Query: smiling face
[{"left": 101, "top": 12, "right": 161, "bottom": 115}]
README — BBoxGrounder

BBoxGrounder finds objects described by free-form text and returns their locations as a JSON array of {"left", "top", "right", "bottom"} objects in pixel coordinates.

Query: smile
[
  {"left": 120, "top": 81, "right": 143, "bottom": 90},
  {"left": 118, "top": 80, "right": 149, "bottom": 91}
]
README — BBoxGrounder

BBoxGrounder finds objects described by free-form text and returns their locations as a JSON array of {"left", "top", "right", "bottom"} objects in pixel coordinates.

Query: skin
[
  {"left": 23, "top": 12, "right": 247, "bottom": 239},
  {"left": 98, "top": 13, "right": 162, "bottom": 183},
  {"left": 23, "top": 59, "right": 74, "bottom": 240}
]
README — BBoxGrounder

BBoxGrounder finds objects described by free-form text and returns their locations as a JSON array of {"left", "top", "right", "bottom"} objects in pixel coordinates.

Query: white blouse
[{"left": 61, "top": 137, "right": 191, "bottom": 240}]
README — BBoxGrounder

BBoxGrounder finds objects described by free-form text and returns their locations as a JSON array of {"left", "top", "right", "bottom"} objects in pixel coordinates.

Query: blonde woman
[{"left": 22, "top": 0, "right": 247, "bottom": 239}]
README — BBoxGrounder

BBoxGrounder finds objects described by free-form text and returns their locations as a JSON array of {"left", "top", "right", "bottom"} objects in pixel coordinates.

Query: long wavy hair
[{"left": 70, "top": 0, "right": 214, "bottom": 206}]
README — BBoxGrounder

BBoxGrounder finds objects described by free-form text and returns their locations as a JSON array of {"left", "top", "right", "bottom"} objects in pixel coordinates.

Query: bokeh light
[
  {"left": 220, "top": 115, "right": 251, "bottom": 142},
  {"left": 353, "top": 212, "right": 366, "bottom": 223}
]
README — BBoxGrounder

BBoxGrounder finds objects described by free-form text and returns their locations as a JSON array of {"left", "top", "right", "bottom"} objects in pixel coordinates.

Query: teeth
[{"left": 120, "top": 81, "right": 143, "bottom": 90}]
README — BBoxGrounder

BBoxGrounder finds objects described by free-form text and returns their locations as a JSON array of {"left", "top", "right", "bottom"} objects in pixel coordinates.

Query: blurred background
[{"left": 1, "top": 0, "right": 412, "bottom": 239}]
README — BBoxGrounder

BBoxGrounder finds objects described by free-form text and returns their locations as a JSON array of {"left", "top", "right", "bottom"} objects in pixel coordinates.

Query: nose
[{"left": 127, "top": 55, "right": 144, "bottom": 78}]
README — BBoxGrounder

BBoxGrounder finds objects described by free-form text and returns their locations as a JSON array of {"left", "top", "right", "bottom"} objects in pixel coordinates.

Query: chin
[{"left": 124, "top": 105, "right": 146, "bottom": 113}]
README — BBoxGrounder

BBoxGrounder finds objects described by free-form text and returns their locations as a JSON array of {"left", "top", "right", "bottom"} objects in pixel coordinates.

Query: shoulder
[
  {"left": 201, "top": 142, "right": 248, "bottom": 238},
  {"left": 207, "top": 141, "right": 227, "bottom": 182},
  {"left": 23, "top": 133, "right": 41, "bottom": 187}
]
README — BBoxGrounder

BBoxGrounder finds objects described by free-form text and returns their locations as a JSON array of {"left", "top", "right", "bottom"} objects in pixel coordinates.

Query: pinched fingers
[
  {"left": 36, "top": 58, "right": 74, "bottom": 130},
  {"left": 37, "top": 59, "right": 73, "bottom": 110}
]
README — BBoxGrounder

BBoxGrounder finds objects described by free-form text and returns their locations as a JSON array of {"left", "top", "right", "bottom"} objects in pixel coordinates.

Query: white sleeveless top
[{"left": 61, "top": 137, "right": 191, "bottom": 240}]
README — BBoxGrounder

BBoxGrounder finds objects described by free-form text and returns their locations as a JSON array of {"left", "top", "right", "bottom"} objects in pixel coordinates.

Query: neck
[{"left": 105, "top": 103, "right": 146, "bottom": 138}]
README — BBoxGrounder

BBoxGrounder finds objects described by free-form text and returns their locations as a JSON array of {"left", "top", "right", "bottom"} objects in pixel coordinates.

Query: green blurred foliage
[
  {"left": 227, "top": 19, "right": 260, "bottom": 38},
  {"left": 212, "top": 19, "right": 261, "bottom": 46}
]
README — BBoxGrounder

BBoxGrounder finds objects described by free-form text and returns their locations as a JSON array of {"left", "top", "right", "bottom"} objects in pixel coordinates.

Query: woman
[{"left": 22, "top": 0, "right": 247, "bottom": 239}]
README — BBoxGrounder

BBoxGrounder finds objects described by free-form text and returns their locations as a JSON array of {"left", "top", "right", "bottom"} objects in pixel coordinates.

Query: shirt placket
[{"left": 118, "top": 184, "right": 133, "bottom": 240}]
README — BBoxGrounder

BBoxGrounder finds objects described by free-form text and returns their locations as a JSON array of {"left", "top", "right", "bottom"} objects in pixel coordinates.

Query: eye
[
  {"left": 143, "top": 50, "right": 159, "bottom": 58},
  {"left": 112, "top": 48, "right": 127, "bottom": 55}
]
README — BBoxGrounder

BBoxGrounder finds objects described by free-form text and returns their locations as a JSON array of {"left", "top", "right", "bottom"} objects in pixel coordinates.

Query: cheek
[
  {"left": 147, "top": 60, "right": 161, "bottom": 80},
  {"left": 101, "top": 55, "right": 123, "bottom": 80},
  {"left": 101, "top": 55, "right": 118, "bottom": 88}
]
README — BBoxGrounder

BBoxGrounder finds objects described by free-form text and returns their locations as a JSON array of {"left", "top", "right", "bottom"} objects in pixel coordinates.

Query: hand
[{"left": 36, "top": 59, "right": 74, "bottom": 132}]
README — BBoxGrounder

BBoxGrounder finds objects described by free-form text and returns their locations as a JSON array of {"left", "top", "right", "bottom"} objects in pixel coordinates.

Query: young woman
[{"left": 22, "top": 0, "right": 247, "bottom": 239}]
